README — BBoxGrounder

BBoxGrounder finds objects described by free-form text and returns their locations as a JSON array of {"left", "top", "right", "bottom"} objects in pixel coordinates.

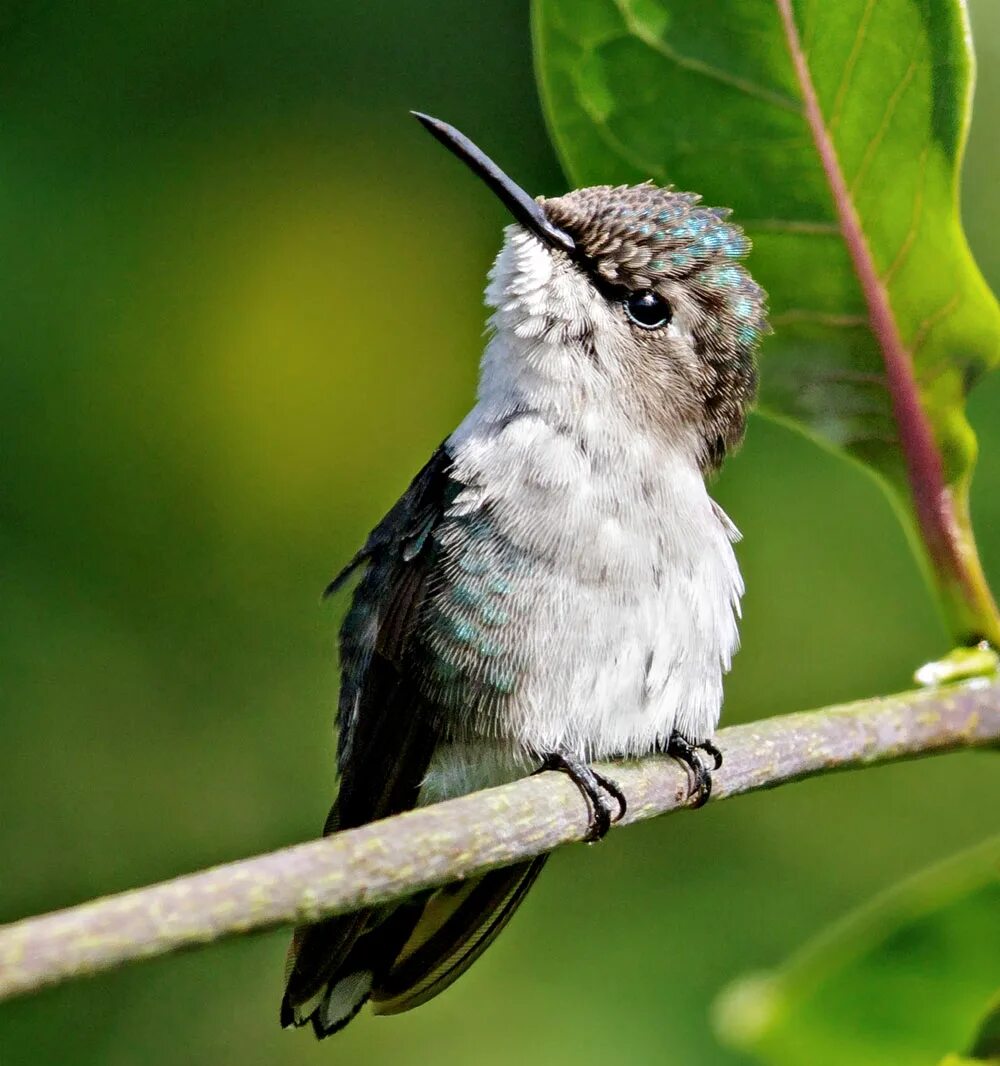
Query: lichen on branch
[{"left": 1, "top": 678, "right": 998, "bottom": 1005}]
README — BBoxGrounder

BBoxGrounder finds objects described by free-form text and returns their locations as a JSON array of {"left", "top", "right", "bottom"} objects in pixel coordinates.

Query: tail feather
[
  {"left": 281, "top": 901, "right": 423, "bottom": 1038},
  {"left": 372, "top": 857, "right": 547, "bottom": 1016},
  {"left": 280, "top": 910, "right": 368, "bottom": 1027},
  {"left": 310, "top": 969, "right": 373, "bottom": 1037},
  {"left": 280, "top": 858, "right": 546, "bottom": 1036}
]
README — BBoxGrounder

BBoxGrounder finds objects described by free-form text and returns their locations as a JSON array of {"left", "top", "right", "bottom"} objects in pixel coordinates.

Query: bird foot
[
  {"left": 663, "top": 733, "right": 722, "bottom": 808},
  {"left": 538, "top": 752, "right": 627, "bottom": 842}
]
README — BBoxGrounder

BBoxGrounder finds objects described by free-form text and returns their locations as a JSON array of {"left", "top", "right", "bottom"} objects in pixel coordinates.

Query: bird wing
[
  {"left": 331, "top": 442, "right": 456, "bottom": 817},
  {"left": 282, "top": 444, "right": 457, "bottom": 1031}
]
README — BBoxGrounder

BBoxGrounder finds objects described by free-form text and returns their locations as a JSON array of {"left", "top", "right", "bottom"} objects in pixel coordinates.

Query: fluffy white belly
[{"left": 419, "top": 408, "right": 743, "bottom": 804}]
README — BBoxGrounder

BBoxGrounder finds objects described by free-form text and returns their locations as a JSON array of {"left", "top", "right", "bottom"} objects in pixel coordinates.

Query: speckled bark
[{"left": 1, "top": 679, "right": 998, "bottom": 1003}]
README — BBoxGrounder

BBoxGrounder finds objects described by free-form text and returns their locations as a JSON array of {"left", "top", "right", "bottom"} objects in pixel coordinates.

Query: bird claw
[
  {"left": 538, "top": 752, "right": 627, "bottom": 842},
  {"left": 698, "top": 738, "right": 723, "bottom": 771},
  {"left": 664, "top": 733, "right": 723, "bottom": 807}
]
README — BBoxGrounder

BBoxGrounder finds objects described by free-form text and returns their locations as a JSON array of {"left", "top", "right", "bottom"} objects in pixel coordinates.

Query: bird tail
[
  {"left": 373, "top": 855, "right": 547, "bottom": 1016},
  {"left": 280, "top": 856, "right": 546, "bottom": 1037}
]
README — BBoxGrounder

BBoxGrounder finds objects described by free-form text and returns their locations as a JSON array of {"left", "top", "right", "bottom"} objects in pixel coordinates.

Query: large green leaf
[
  {"left": 713, "top": 837, "right": 1000, "bottom": 1066},
  {"left": 533, "top": 0, "right": 1000, "bottom": 644}
]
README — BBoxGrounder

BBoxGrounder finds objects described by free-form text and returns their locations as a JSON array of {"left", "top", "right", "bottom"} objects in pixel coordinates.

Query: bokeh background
[{"left": 2, "top": 2, "right": 999, "bottom": 1063}]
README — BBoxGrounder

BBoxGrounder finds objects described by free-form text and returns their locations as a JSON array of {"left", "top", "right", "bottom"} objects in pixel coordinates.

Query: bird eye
[{"left": 624, "top": 290, "right": 672, "bottom": 330}]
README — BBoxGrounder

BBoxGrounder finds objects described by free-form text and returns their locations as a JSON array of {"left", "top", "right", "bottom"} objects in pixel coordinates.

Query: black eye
[{"left": 624, "top": 289, "right": 672, "bottom": 329}]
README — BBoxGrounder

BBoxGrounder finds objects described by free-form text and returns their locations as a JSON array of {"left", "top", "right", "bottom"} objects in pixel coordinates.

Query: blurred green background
[{"left": 1, "top": 2, "right": 999, "bottom": 1063}]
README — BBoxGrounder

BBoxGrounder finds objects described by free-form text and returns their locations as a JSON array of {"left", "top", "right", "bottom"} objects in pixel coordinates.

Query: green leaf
[
  {"left": 712, "top": 837, "right": 1000, "bottom": 1066},
  {"left": 533, "top": 0, "right": 1000, "bottom": 644}
]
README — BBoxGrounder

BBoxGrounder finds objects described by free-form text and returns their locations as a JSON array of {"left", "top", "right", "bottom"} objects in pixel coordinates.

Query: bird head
[{"left": 413, "top": 113, "right": 766, "bottom": 471}]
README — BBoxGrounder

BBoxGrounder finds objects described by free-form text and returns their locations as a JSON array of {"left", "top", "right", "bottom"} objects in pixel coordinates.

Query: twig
[{"left": 1, "top": 679, "right": 998, "bottom": 1004}]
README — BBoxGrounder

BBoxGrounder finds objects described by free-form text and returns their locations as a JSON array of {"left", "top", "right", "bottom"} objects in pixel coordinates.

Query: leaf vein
[
  {"left": 772, "top": 310, "right": 869, "bottom": 328},
  {"left": 745, "top": 218, "right": 840, "bottom": 235},
  {"left": 800, "top": 0, "right": 820, "bottom": 59},
  {"left": 911, "top": 293, "right": 961, "bottom": 358},
  {"left": 814, "top": 369, "right": 886, "bottom": 387},
  {"left": 611, "top": 0, "right": 802, "bottom": 114},
  {"left": 829, "top": 0, "right": 878, "bottom": 131},
  {"left": 882, "top": 145, "right": 930, "bottom": 287},
  {"left": 849, "top": 57, "right": 919, "bottom": 197},
  {"left": 577, "top": 97, "right": 668, "bottom": 179}
]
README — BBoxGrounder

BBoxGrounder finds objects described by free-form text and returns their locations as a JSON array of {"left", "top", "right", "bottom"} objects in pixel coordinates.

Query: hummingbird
[{"left": 280, "top": 112, "right": 766, "bottom": 1037}]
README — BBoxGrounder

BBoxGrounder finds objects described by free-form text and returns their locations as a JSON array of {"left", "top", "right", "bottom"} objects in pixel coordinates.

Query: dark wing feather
[
  {"left": 282, "top": 445, "right": 455, "bottom": 1030},
  {"left": 322, "top": 446, "right": 449, "bottom": 600},
  {"left": 332, "top": 444, "right": 455, "bottom": 780}
]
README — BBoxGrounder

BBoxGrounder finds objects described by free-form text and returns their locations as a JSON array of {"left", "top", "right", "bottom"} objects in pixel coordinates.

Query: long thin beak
[{"left": 412, "top": 112, "right": 576, "bottom": 255}]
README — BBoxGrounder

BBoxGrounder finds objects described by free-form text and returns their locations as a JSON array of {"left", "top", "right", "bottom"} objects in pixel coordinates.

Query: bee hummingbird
[{"left": 281, "top": 112, "right": 767, "bottom": 1037}]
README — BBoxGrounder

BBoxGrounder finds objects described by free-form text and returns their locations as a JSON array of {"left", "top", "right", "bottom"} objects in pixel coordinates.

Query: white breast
[{"left": 448, "top": 396, "right": 742, "bottom": 757}]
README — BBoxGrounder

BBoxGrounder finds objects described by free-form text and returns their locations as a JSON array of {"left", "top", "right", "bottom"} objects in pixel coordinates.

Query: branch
[{"left": 2, "top": 680, "right": 998, "bottom": 1004}]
